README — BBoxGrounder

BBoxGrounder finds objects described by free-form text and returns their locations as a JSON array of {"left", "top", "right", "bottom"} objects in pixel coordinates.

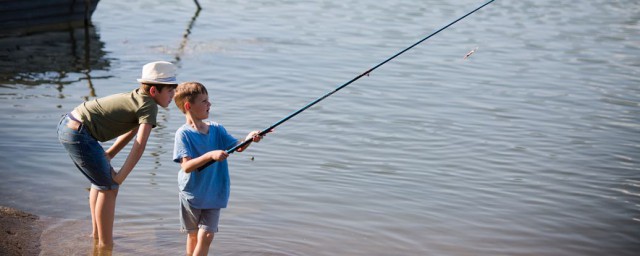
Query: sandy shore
[{"left": 0, "top": 206, "right": 42, "bottom": 256}]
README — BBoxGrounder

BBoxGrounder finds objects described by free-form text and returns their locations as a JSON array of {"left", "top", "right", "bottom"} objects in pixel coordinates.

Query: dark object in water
[{"left": 0, "top": 0, "right": 100, "bottom": 37}]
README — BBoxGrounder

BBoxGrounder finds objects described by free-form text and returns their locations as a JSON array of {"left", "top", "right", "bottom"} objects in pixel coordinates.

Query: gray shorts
[{"left": 180, "top": 195, "right": 221, "bottom": 233}]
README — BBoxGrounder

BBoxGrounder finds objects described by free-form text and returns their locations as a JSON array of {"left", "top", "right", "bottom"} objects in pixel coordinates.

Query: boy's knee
[{"left": 199, "top": 230, "right": 214, "bottom": 242}]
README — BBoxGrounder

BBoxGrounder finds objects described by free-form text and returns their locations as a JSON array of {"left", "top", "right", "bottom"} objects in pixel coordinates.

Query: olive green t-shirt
[{"left": 75, "top": 89, "right": 158, "bottom": 142}]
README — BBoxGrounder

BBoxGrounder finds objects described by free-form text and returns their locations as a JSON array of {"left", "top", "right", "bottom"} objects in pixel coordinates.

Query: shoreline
[{"left": 0, "top": 206, "right": 42, "bottom": 256}]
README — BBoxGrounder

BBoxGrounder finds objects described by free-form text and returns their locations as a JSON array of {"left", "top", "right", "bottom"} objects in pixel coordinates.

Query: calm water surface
[{"left": 1, "top": 0, "right": 639, "bottom": 255}]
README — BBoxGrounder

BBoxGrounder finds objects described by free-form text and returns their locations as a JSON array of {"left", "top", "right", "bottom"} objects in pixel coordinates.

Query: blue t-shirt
[{"left": 173, "top": 122, "right": 238, "bottom": 209}]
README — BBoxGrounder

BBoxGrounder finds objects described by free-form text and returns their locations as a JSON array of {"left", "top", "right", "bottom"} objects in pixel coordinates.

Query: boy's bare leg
[
  {"left": 89, "top": 188, "right": 99, "bottom": 239},
  {"left": 95, "top": 189, "right": 119, "bottom": 249},
  {"left": 193, "top": 229, "right": 214, "bottom": 256},
  {"left": 186, "top": 232, "right": 197, "bottom": 255}
]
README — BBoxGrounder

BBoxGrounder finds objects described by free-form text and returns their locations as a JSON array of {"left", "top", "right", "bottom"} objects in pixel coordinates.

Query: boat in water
[{"left": 0, "top": 0, "right": 100, "bottom": 37}]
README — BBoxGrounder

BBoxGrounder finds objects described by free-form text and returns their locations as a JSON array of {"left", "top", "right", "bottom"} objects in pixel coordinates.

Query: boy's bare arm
[
  {"left": 180, "top": 150, "right": 228, "bottom": 173},
  {"left": 105, "top": 127, "right": 139, "bottom": 159},
  {"left": 180, "top": 130, "right": 266, "bottom": 172},
  {"left": 113, "top": 123, "right": 153, "bottom": 184}
]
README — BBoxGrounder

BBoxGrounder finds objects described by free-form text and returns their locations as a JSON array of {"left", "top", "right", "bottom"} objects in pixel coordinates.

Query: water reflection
[
  {"left": 174, "top": 2, "right": 202, "bottom": 65},
  {"left": 0, "top": 21, "right": 111, "bottom": 100},
  {"left": 146, "top": 3, "right": 202, "bottom": 179}
]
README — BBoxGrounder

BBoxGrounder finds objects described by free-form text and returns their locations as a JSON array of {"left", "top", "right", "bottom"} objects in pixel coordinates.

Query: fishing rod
[{"left": 200, "top": 0, "right": 495, "bottom": 170}]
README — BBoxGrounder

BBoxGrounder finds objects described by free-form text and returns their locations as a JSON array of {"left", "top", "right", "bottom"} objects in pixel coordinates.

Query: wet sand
[
  {"left": 0, "top": 205, "right": 176, "bottom": 255},
  {"left": 0, "top": 206, "right": 42, "bottom": 256}
]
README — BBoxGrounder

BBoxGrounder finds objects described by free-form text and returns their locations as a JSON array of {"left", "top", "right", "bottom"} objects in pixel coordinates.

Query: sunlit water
[{"left": 0, "top": 0, "right": 639, "bottom": 255}]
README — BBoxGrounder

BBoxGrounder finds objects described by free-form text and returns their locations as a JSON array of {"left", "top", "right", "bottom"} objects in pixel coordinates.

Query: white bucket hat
[{"left": 137, "top": 61, "right": 178, "bottom": 84}]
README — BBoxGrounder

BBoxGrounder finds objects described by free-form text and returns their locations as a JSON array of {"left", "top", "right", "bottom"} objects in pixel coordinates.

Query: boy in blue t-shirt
[{"left": 172, "top": 81, "right": 263, "bottom": 256}]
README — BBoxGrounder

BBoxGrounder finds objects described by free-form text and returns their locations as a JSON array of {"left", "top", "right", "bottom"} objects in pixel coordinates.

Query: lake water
[{"left": 1, "top": 0, "right": 639, "bottom": 255}]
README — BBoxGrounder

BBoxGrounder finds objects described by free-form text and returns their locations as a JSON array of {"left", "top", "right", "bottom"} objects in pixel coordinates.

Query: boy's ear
[
  {"left": 149, "top": 85, "right": 158, "bottom": 97},
  {"left": 184, "top": 102, "right": 191, "bottom": 111}
]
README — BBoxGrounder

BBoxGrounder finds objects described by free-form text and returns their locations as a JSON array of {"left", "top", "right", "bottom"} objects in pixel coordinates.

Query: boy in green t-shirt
[{"left": 57, "top": 61, "right": 178, "bottom": 249}]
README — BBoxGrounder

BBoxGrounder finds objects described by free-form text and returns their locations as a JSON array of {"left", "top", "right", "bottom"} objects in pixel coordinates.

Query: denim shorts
[
  {"left": 180, "top": 194, "right": 221, "bottom": 233},
  {"left": 57, "top": 114, "right": 119, "bottom": 191}
]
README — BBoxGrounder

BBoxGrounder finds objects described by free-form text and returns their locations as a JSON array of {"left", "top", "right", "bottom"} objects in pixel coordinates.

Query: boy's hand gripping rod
[{"left": 199, "top": 0, "right": 495, "bottom": 171}]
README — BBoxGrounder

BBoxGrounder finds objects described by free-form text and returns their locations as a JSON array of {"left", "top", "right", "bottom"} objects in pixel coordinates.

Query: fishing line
[{"left": 200, "top": 0, "right": 495, "bottom": 170}]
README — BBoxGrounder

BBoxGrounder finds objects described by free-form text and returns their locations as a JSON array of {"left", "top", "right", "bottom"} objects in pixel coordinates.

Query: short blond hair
[{"left": 174, "top": 82, "right": 209, "bottom": 113}]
